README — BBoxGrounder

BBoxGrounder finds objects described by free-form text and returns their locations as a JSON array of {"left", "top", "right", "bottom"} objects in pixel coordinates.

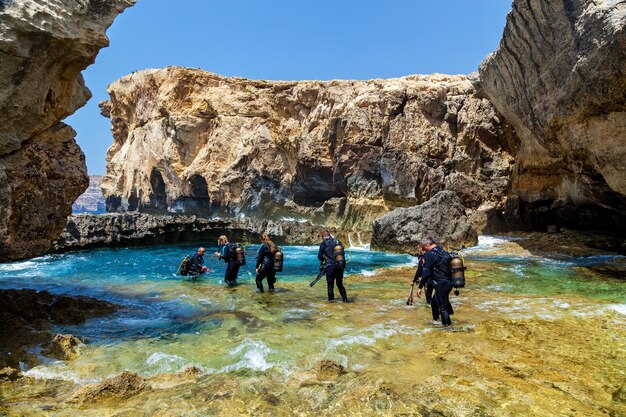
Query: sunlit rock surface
[
  {"left": 100, "top": 67, "right": 518, "bottom": 231},
  {"left": 0, "top": 0, "right": 135, "bottom": 261},
  {"left": 371, "top": 190, "right": 478, "bottom": 254},
  {"left": 474, "top": 0, "right": 626, "bottom": 231}
]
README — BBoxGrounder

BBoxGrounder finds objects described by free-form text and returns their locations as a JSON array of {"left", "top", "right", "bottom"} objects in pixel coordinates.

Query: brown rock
[
  {"left": 0, "top": 0, "right": 135, "bottom": 261},
  {"left": 314, "top": 360, "right": 346, "bottom": 381},
  {"left": 371, "top": 190, "right": 478, "bottom": 254},
  {"left": 100, "top": 68, "right": 517, "bottom": 232},
  {"left": 42, "top": 334, "right": 83, "bottom": 361},
  {"left": 474, "top": 0, "right": 626, "bottom": 232},
  {"left": 0, "top": 367, "right": 22, "bottom": 381},
  {"left": 69, "top": 371, "right": 151, "bottom": 404}
]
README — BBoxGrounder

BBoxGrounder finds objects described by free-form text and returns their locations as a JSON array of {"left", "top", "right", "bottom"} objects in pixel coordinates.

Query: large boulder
[
  {"left": 0, "top": 0, "right": 135, "bottom": 261},
  {"left": 474, "top": 0, "right": 626, "bottom": 232},
  {"left": 371, "top": 190, "right": 478, "bottom": 255}
]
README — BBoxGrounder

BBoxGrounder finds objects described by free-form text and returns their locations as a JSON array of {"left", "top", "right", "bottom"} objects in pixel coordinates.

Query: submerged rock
[
  {"left": 314, "top": 360, "right": 346, "bottom": 381},
  {"left": 0, "top": 289, "right": 118, "bottom": 371},
  {"left": 371, "top": 190, "right": 478, "bottom": 254},
  {"left": 0, "top": 0, "right": 135, "bottom": 261},
  {"left": 69, "top": 371, "right": 151, "bottom": 404}
]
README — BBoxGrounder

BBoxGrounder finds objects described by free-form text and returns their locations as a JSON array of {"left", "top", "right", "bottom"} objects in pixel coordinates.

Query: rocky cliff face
[
  {"left": 0, "top": 0, "right": 134, "bottom": 261},
  {"left": 100, "top": 68, "right": 518, "bottom": 231},
  {"left": 474, "top": 0, "right": 626, "bottom": 231}
]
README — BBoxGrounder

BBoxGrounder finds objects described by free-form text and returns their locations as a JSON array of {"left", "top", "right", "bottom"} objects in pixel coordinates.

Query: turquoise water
[
  {"left": 0, "top": 237, "right": 624, "bottom": 385},
  {"left": 0, "top": 244, "right": 415, "bottom": 343}
]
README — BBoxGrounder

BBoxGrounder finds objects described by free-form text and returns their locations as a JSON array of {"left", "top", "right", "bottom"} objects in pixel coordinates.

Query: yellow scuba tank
[
  {"left": 333, "top": 242, "right": 346, "bottom": 269},
  {"left": 273, "top": 248, "right": 284, "bottom": 272},
  {"left": 450, "top": 253, "right": 466, "bottom": 288},
  {"left": 234, "top": 245, "right": 246, "bottom": 266}
]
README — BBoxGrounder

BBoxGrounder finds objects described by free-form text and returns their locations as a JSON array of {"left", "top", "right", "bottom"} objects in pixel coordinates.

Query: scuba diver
[
  {"left": 416, "top": 237, "right": 454, "bottom": 326},
  {"left": 214, "top": 235, "right": 241, "bottom": 287},
  {"left": 255, "top": 233, "right": 277, "bottom": 292},
  {"left": 412, "top": 246, "right": 434, "bottom": 304},
  {"left": 188, "top": 247, "right": 210, "bottom": 276},
  {"left": 317, "top": 230, "right": 348, "bottom": 302}
]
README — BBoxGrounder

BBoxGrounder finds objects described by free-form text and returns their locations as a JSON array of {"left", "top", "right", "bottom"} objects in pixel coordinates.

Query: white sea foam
[
  {"left": 220, "top": 339, "right": 273, "bottom": 372},
  {"left": 22, "top": 363, "right": 100, "bottom": 384},
  {"left": 146, "top": 352, "right": 189, "bottom": 375},
  {"left": 359, "top": 269, "right": 377, "bottom": 277},
  {"left": 607, "top": 304, "right": 626, "bottom": 316}
]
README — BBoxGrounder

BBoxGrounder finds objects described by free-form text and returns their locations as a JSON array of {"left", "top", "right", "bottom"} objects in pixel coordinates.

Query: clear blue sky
[{"left": 66, "top": 0, "right": 512, "bottom": 175}]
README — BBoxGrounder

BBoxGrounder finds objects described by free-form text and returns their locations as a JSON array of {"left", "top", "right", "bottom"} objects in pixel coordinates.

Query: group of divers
[{"left": 177, "top": 230, "right": 466, "bottom": 327}]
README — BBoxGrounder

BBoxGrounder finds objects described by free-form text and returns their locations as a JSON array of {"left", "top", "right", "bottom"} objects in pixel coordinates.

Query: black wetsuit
[
  {"left": 188, "top": 253, "right": 205, "bottom": 276},
  {"left": 256, "top": 243, "right": 276, "bottom": 292},
  {"left": 318, "top": 239, "right": 348, "bottom": 302},
  {"left": 412, "top": 255, "right": 433, "bottom": 303},
  {"left": 219, "top": 243, "right": 239, "bottom": 287},
  {"left": 418, "top": 246, "right": 454, "bottom": 325}
]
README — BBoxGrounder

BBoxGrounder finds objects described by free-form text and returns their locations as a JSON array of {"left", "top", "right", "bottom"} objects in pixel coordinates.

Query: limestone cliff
[
  {"left": 0, "top": 0, "right": 134, "bottom": 261},
  {"left": 100, "top": 68, "right": 518, "bottom": 231},
  {"left": 474, "top": 0, "right": 626, "bottom": 231}
]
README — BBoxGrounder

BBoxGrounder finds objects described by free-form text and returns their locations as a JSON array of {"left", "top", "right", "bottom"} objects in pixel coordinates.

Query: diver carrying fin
[{"left": 309, "top": 261, "right": 327, "bottom": 287}]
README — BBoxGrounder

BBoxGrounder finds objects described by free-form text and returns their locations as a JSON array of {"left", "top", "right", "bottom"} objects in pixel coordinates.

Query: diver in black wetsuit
[
  {"left": 215, "top": 235, "right": 239, "bottom": 287},
  {"left": 255, "top": 233, "right": 277, "bottom": 292},
  {"left": 188, "top": 247, "right": 209, "bottom": 276},
  {"left": 416, "top": 237, "right": 454, "bottom": 326},
  {"left": 317, "top": 230, "right": 348, "bottom": 302},
  {"left": 412, "top": 253, "right": 433, "bottom": 304}
]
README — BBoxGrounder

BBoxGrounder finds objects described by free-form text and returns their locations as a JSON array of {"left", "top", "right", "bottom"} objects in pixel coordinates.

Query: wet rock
[
  {"left": 0, "top": 367, "right": 22, "bottom": 381},
  {"left": 0, "top": 0, "right": 135, "bottom": 261},
  {"left": 314, "top": 360, "right": 346, "bottom": 381},
  {"left": 100, "top": 68, "right": 516, "bottom": 231},
  {"left": 42, "top": 334, "right": 83, "bottom": 361},
  {"left": 54, "top": 212, "right": 341, "bottom": 250},
  {"left": 474, "top": 0, "right": 626, "bottom": 232},
  {"left": 0, "top": 289, "right": 118, "bottom": 372},
  {"left": 371, "top": 190, "right": 478, "bottom": 254},
  {"left": 69, "top": 371, "right": 151, "bottom": 404}
]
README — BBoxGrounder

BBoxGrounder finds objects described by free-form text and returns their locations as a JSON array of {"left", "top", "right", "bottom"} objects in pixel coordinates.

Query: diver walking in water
[
  {"left": 215, "top": 235, "right": 241, "bottom": 287},
  {"left": 412, "top": 251, "right": 432, "bottom": 303},
  {"left": 416, "top": 237, "right": 454, "bottom": 326},
  {"left": 317, "top": 230, "right": 348, "bottom": 302},
  {"left": 255, "top": 233, "right": 277, "bottom": 292}
]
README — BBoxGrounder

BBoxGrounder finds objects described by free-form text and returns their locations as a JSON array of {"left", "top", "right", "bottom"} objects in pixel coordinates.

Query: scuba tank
[
  {"left": 234, "top": 245, "right": 246, "bottom": 266},
  {"left": 449, "top": 252, "right": 466, "bottom": 288},
  {"left": 178, "top": 255, "right": 190, "bottom": 276},
  {"left": 332, "top": 241, "right": 346, "bottom": 269},
  {"left": 273, "top": 247, "right": 284, "bottom": 272}
]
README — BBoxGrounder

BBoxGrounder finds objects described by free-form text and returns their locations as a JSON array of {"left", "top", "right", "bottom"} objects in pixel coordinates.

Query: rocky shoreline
[
  {"left": 0, "top": 289, "right": 118, "bottom": 380},
  {"left": 53, "top": 212, "right": 346, "bottom": 252}
]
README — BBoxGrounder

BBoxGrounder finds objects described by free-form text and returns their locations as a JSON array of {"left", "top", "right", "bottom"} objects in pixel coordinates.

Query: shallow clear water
[{"left": 1, "top": 237, "right": 624, "bottom": 416}]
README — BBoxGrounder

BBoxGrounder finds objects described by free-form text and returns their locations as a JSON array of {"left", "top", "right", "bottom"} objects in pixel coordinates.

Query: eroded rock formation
[
  {"left": 474, "top": 0, "right": 626, "bottom": 231},
  {"left": 100, "top": 68, "right": 518, "bottom": 231},
  {"left": 0, "top": 0, "right": 135, "bottom": 261}
]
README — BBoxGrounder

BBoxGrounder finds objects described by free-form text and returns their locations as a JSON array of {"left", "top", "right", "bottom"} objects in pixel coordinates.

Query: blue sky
[{"left": 66, "top": 1, "right": 513, "bottom": 175}]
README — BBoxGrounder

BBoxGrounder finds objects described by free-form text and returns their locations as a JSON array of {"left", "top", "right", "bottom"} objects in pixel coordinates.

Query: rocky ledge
[
  {"left": 54, "top": 213, "right": 347, "bottom": 251},
  {"left": 0, "top": 289, "right": 118, "bottom": 379}
]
